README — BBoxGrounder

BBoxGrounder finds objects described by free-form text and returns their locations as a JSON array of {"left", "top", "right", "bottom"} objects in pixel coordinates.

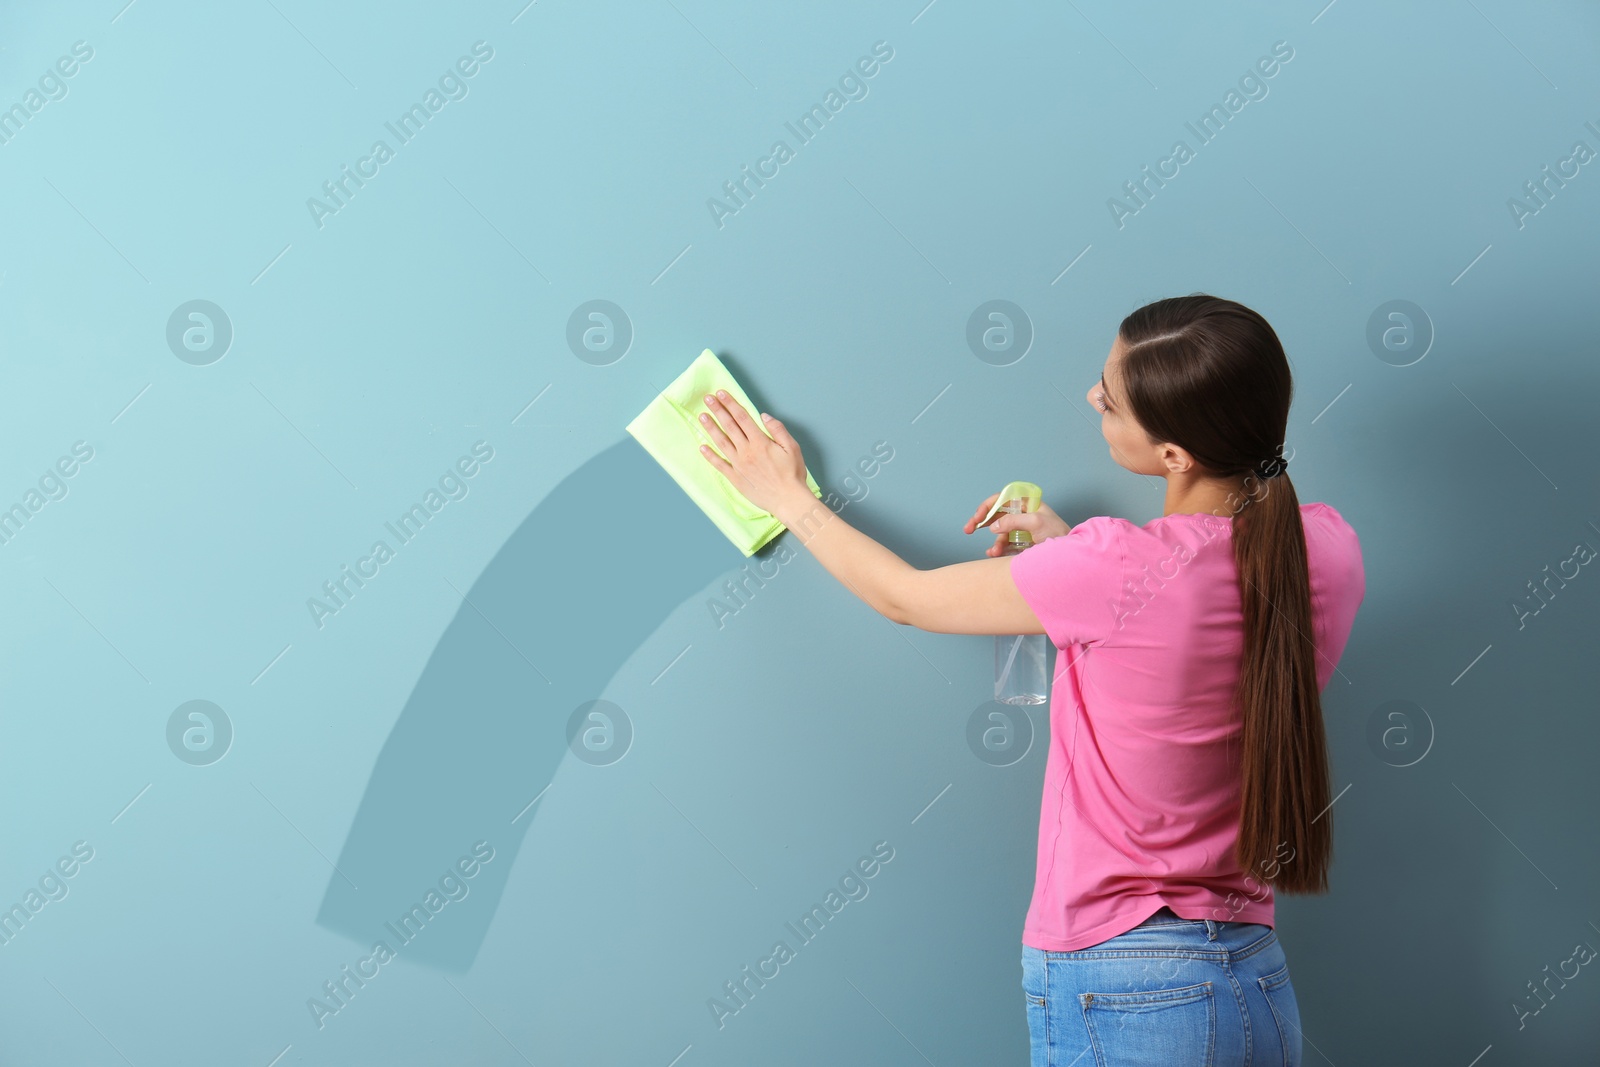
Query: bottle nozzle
[{"left": 977, "top": 481, "right": 1044, "bottom": 550}]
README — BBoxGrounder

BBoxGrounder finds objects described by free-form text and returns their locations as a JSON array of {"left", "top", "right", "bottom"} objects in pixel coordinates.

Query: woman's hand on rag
[
  {"left": 963, "top": 494, "right": 1072, "bottom": 557},
  {"left": 696, "top": 390, "right": 810, "bottom": 515}
]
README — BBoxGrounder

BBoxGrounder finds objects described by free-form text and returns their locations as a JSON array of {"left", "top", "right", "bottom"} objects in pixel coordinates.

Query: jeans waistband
[
  {"left": 1140, "top": 906, "right": 1195, "bottom": 925},
  {"left": 1139, "top": 906, "right": 1222, "bottom": 939},
  {"left": 1025, "top": 907, "right": 1277, "bottom": 960}
]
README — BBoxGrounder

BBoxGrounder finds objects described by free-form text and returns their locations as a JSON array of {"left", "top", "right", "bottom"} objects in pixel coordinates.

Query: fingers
[
  {"left": 703, "top": 392, "right": 751, "bottom": 446},
  {"left": 762, "top": 412, "right": 795, "bottom": 449},
  {"left": 699, "top": 440, "right": 731, "bottom": 475},
  {"left": 721, "top": 393, "right": 763, "bottom": 442},
  {"left": 966, "top": 493, "right": 1001, "bottom": 532},
  {"left": 697, "top": 407, "right": 736, "bottom": 457}
]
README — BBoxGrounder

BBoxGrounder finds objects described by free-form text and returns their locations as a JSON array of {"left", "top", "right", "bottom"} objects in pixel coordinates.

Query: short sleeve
[
  {"left": 1007, "top": 516, "right": 1126, "bottom": 649},
  {"left": 1300, "top": 503, "right": 1366, "bottom": 685}
]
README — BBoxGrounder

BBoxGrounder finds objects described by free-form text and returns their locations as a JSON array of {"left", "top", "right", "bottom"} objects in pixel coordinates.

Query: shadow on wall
[{"left": 314, "top": 436, "right": 740, "bottom": 971}]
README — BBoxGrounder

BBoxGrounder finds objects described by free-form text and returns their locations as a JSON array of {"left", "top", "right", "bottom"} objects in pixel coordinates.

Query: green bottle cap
[{"left": 977, "top": 481, "right": 1043, "bottom": 549}]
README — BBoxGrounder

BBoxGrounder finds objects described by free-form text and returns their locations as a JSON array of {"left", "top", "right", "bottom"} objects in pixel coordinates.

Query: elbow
[{"left": 883, "top": 567, "right": 921, "bottom": 627}]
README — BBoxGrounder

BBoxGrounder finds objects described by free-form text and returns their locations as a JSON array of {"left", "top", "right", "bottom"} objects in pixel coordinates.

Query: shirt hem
[{"left": 1023, "top": 899, "right": 1275, "bottom": 951}]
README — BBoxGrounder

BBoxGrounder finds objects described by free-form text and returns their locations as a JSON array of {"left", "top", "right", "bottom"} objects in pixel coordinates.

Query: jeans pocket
[
  {"left": 1080, "top": 980, "right": 1215, "bottom": 1067},
  {"left": 1023, "top": 992, "right": 1048, "bottom": 1067},
  {"left": 1257, "top": 964, "right": 1302, "bottom": 1066},
  {"left": 1021, "top": 949, "right": 1047, "bottom": 1008}
]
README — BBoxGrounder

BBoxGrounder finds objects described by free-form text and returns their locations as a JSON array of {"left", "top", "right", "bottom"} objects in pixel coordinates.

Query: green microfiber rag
[{"left": 627, "top": 349, "right": 824, "bottom": 557}]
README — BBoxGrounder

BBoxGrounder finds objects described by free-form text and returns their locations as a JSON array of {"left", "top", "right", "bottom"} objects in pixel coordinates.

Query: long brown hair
[{"left": 1117, "top": 294, "right": 1330, "bottom": 894}]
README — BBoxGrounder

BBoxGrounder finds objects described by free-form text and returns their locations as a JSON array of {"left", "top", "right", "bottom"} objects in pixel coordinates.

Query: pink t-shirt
[{"left": 1007, "top": 502, "right": 1365, "bottom": 951}]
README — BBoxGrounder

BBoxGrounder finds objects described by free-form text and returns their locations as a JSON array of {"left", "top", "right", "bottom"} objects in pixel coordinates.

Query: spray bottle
[{"left": 978, "top": 481, "right": 1050, "bottom": 705}]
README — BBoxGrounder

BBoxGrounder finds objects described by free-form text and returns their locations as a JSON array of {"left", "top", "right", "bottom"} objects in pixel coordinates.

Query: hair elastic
[{"left": 1254, "top": 455, "right": 1288, "bottom": 480}]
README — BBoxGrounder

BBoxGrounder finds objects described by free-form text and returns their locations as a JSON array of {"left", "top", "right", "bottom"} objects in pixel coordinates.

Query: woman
[{"left": 695, "top": 293, "right": 1365, "bottom": 1065}]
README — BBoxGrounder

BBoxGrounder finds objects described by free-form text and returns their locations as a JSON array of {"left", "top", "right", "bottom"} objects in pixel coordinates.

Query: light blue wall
[{"left": 0, "top": 1, "right": 1596, "bottom": 1063}]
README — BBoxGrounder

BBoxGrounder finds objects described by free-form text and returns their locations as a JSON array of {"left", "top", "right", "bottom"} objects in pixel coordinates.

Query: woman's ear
[{"left": 1158, "top": 442, "right": 1191, "bottom": 475}]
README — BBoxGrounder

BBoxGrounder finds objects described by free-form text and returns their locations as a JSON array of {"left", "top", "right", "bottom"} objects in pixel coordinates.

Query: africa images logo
[
  {"left": 706, "top": 41, "right": 894, "bottom": 229},
  {"left": 306, "top": 41, "right": 495, "bottom": 229}
]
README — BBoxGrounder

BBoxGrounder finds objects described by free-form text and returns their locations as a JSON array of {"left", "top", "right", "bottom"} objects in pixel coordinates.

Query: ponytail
[{"left": 1231, "top": 469, "right": 1331, "bottom": 893}]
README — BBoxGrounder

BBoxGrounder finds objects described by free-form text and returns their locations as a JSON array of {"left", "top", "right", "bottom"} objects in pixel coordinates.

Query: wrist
[{"left": 775, "top": 483, "right": 830, "bottom": 539}]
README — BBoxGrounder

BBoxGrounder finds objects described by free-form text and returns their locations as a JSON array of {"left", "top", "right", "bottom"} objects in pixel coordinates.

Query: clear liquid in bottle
[{"left": 995, "top": 499, "right": 1050, "bottom": 705}]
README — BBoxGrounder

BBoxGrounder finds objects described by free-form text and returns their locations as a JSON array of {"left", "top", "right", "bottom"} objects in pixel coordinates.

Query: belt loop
[{"left": 1204, "top": 918, "right": 1219, "bottom": 941}]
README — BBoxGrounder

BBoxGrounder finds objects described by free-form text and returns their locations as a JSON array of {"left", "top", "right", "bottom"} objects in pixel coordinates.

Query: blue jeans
[{"left": 1021, "top": 908, "right": 1302, "bottom": 1066}]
